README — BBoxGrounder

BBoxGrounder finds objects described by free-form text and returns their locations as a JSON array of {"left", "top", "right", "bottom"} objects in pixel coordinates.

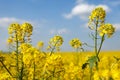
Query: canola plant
[{"left": 0, "top": 7, "right": 119, "bottom": 80}]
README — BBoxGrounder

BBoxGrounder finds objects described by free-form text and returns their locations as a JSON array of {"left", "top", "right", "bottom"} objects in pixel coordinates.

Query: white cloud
[
  {"left": 0, "top": 17, "right": 25, "bottom": 27},
  {"left": 113, "top": 24, "right": 120, "bottom": 31},
  {"left": 49, "top": 28, "right": 69, "bottom": 35},
  {"left": 0, "top": 17, "right": 44, "bottom": 36},
  {"left": 0, "top": 17, "right": 42, "bottom": 28},
  {"left": 63, "top": 1, "right": 110, "bottom": 20}
]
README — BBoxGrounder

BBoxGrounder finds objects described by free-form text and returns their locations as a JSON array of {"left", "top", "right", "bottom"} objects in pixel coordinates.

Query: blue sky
[{"left": 0, "top": 0, "right": 120, "bottom": 51}]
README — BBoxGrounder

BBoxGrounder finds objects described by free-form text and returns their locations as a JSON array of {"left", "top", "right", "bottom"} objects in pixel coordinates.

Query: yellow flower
[
  {"left": 8, "top": 22, "right": 33, "bottom": 43},
  {"left": 7, "top": 37, "right": 13, "bottom": 44},
  {"left": 98, "top": 23, "right": 115, "bottom": 38},
  {"left": 21, "top": 22, "right": 33, "bottom": 34},
  {"left": 21, "top": 22, "right": 33, "bottom": 42},
  {"left": 49, "top": 35, "right": 63, "bottom": 47},
  {"left": 93, "top": 71, "right": 101, "bottom": 80},
  {"left": 8, "top": 23, "right": 21, "bottom": 34},
  {"left": 88, "top": 7, "right": 106, "bottom": 29},
  {"left": 19, "top": 43, "right": 32, "bottom": 51},
  {"left": 37, "top": 41, "right": 44, "bottom": 49},
  {"left": 89, "top": 7, "right": 106, "bottom": 22},
  {"left": 19, "top": 43, "right": 32, "bottom": 55},
  {"left": 64, "top": 62, "right": 83, "bottom": 80},
  {"left": 69, "top": 38, "right": 82, "bottom": 48},
  {"left": 111, "top": 69, "right": 120, "bottom": 80},
  {"left": 0, "top": 72, "right": 12, "bottom": 80},
  {"left": 101, "top": 69, "right": 111, "bottom": 80},
  {"left": 8, "top": 23, "right": 23, "bottom": 43},
  {"left": 43, "top": 54, "right": 64, "bottom": 78}
]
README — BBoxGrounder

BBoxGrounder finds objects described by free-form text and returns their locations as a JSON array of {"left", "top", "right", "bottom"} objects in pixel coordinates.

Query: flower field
[
  {"left": 0, "top": 51, "right": 120, "bottom": 80},
  {"left": 0, "top": 7, "right": 120, "bottom": 80}
]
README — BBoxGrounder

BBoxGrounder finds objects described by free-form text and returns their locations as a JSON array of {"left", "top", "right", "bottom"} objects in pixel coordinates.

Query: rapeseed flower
[
  {"left": 98, "top": 23, "right": 115, "bottom": 38},
  {"left": 69, "top": 38, "right": 82, "bottom": 48}
]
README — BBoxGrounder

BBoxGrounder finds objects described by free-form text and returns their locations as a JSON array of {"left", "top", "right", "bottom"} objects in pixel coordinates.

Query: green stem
[
  {"left": 50, "top": 45, "right": 56, "bottom": 56},
  {"left": 50, "top": 40, "right": 59, "bottom": 56},
  {"left": 90, "top": 69, "right": 92, "bottom": 80},
  {"left": 97, "top": 34, "right": 105, "bottom": 57},
  {"left": 0, "top": 60, "right": 13, "bottom": 77},
  {"left": 15, "top": 32, "right": 20, "bottom": 80},
  {"left": 15, "top": 33, "right": 19, "bottom": 70},
  {"left": 19, "top": 53, "right": 24, "bottom": 80},
  {"left": 94, "top": 20, "right": 99, "bottom": 70},
  {"left": 95, "top": 20, "right": 98, "bottom": 55},
  {"left": 19, "top": 34, "right": 26, "bottom": 80}
]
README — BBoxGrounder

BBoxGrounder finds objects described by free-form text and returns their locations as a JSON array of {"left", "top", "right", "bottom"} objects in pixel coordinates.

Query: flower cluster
[
  {"left": 8, "top": 23, "right": 21, "bottom": 34},
  {"left": 43, "top": 54, "right": 64, "bottom": 78},
  {"left": 64, "top": 63, "right": 83, "bottom": 80},
  {"left": 8, "top": 23, "right": 23, "bottom": 43},
  {"left": 89, "top": 7, "right": 106, "bottom": 22},
  {"left": 18, "top": 43, "right": 42, "bottom": 59},
  {"left": 49, "top": 35, "right": 63, "bottom": 47},
  {"left": 88, "top": 7, "right": 106, "bottom": 30},
  {"left": 0, "top": 72, "right": 13, "bottom": 80},
  {"left": 21, "top": 23, "right": 33, "bottom": 42},
  {"left": 47, "top": 35, "right": 63, "bottom": 51},
  {"left": 93, "top": 69, "right": 120, "bottom": 80},
  {"left": 69, "top": 38, "right": 82, "bottom": 49},
  {"left": 7, "top": 22, "right": 33, "bottom": 44},
  {"left": 18, "top": 43, "right": 34, "bottom": 64},
  {"left": 18, "top": 43, "right": 32, "bottom": 54},
  {"left": 18, "top": 43, "right": 46, "bottom": 79},
  {"left": 98, "top": 23, "right": 115, "bottom": 38}
]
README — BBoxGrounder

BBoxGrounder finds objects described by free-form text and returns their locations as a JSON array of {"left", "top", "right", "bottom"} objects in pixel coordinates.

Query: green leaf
[{"left": 87, "top": 56, "right": 98, "bottom": 69}]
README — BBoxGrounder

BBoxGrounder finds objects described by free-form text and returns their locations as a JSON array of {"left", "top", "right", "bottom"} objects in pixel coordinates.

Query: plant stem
[
  {"left": 0, "top": 60, "right": 13, "bottom": 77},
  {"left": 15, "top": 32, "right": 20, "bottom": 80},
  {"left": 94, "top": 20, "right": 99, "bottom": 70},
  {"left": 90, "top": 69, "right": 92, "bottom": 80},
  {"left": 50, "top": 40, "right": 59, "bottom": 56},
  {"left": 15, "top": 33, "right": 19, "bottom": 70},
  {"left": 95, "top": 20, "right": 98, "bottom": 55},
  {"left": 50, "top": 45, "right": 56, "bottom": 56},
  {"left": 19, "top": 53, "right": 24, "bottom": 80},
  {"left": 97, "top": 34, "right": 105, "bottom": 57}
]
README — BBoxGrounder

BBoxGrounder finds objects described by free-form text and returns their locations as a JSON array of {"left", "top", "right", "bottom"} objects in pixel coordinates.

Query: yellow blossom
[
  {"left": 49, "top": 35, "right": 63, "bottom": 47},
  {"left": 7, "top": 37, "right": 13, "bottom": 44},
  {"left": 98, "top": 23, "right": 115, "bottom": 38},
  {"left": 89, "top": 7, "right": 106, "bottom": 22},
  {"left": 37, "top": 41, "right": 44, "bottom": 49},
  {"left": 88, "top": 7, "right": 106, "bottom": 29},
  {"left": 69, "top": 38, "right": 82, "bottom": 48}
]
